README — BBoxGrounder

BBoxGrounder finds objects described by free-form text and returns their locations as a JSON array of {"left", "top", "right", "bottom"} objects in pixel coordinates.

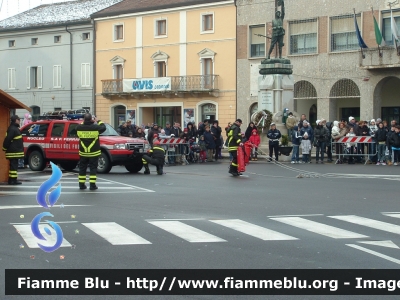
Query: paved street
[{"left": 1, "top": 159, "right": 400, "bottom": 299}]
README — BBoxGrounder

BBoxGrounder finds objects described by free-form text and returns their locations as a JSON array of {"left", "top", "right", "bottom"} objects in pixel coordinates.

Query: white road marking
[
  {"left": 14, "top": 224, "right": 71, "bottom": 248},
  {"left": 346, "top": 244, "right": 400, "bottom": 265},
  {"left": 210, "top": 219, "right": 298, "bottom": 241},
  {"left": 96, "top": 177, "right": 155, "bottom": 193},
  {"left": 271, "top": 217, "right": 368, "bottom": 239},
  {"left": 325, "top": 173, "right": 400, "bottom": 178},
  {"left": 145, "top": 218, "right": 205, "bottom": 221},
  {"left": 25, "top": 173, "right": 75, "bottom": 179},
  {"left": 11, "top": 221, "right": 79, "bottom": 225},
  {"left": 58, "top": 181, "right": 113, "bottom": 184},
  {"left": 0, "top": 191, "right": 149, "bottom": 195},
  {"left": 148, "top": 221, "right": 226, "bottom": 243},
  {"left": 0, "top": 205, "right": 91, "bottom": 210},
  {"left": 0, "top": 186, "right": 134, "bottom": 189},
  {"left": 82, "top": 222, "right": 151, "bottom": 245},
  {"left": 382, "top": 213, "right": 400, "bottom": 219},
  {"left": 329, "top": 215, "right": 400, "bottom": 235},
  {"left": 267, "top": 214, "right": 323, "bottom": 218},
  {"left": 358, "top": 240, "right": 399, "bottom": 249}
]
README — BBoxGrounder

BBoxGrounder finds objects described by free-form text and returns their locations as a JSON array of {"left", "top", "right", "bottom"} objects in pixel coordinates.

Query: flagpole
[
  {"left": 354, "top": 8, "right": 365, "bottom": 59},
  {"left": 389, "top": 1, "right": 400, "bottom": 56},
  {"left": 372, "top": 7, "right": 383, "bottom": 57}
]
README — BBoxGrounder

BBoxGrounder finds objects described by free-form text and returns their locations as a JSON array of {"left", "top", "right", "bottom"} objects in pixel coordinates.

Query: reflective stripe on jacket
[
  {"left": 2, "top": 123, "right": 24, "bottom": 159},
  {"left": 227, "top": 124, "right": 242, "bottom": 151},
  {"left": 76, "top": 121, "right": 106, "bottom": 157}
]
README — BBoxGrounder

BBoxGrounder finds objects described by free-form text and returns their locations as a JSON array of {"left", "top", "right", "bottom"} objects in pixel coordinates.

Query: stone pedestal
[{"left": 256, "top": 58, "right": 296, "bottom": 162}]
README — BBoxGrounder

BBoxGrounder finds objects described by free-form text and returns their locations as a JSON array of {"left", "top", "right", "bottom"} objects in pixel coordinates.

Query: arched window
[
  {"left": 151, "top": 50, "right": 169, "bottom": 77},
  {"left": 329, "top": 79, "right": 360, "bottom": 98},
  {"left": 201, "top": 103, "right": 216, "bottom": 123},
  {"left": 198, "top": 48, "right": 216, "bottom": 89},
  {"left": 249, "top": 102, "right": 258, "bottom": 121},
  {"left": 113, "top": 105, "right": 126, "bottom": 129}
]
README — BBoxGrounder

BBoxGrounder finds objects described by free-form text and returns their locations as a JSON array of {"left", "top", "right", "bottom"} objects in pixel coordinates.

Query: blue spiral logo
[
  {"left": 37, "top": 162, "right": 62, "bottom": 208},
  {"left": 31, "top": 162, "right": 64, "bottom": 253}
]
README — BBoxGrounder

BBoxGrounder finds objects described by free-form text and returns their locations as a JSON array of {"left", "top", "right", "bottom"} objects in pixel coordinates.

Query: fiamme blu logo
[{"left": 31, "top": 162, "right": 63, "bottom": 252}]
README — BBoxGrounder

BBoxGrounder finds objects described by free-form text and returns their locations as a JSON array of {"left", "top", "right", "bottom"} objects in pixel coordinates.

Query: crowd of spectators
[
  {"left": 290, "top": 114, "right": 400, "bottom": 165},
  {"left": 118, "top": 120, "right": 224, "bottom": 165},
  {"left": 117, "top": 114, "right": 400, "bottom": 166}
]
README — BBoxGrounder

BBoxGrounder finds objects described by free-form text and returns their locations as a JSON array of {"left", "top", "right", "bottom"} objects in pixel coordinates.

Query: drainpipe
[
  {"left": 92, "top": 20, "right": 96, "bottom": 115},
  {"left": 234, "top": 0, "right": 238, "bottom": 119},
  {"left": 65, "top": 25, "right": 73, "bottom": 109}
]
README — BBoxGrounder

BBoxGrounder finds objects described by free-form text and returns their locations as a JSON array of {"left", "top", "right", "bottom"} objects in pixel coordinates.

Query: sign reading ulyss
[
  {"left": 123, "top": 77, "right": 171, "bottom": 92},
  {"left": 31, "top": 162, "right": 64, "bottom": 252}
]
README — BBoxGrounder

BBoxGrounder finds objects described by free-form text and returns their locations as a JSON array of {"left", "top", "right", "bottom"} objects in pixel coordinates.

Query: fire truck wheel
[
  {"left": 29, "top": 150, "right": 46, "bottom": 171},
  {"left": 59, "top": 162, "right": 78, "bottom": 171},
  {"left": 125, "top": 160, "right": 143, "bottom": 173},
  {"left": 97, "top": 152, "right": 112, "bottom": 174}
]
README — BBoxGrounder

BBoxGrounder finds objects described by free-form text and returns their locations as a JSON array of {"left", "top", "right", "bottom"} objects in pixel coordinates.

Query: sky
[{"left": 0, "top": 0, "right": 74, "bottom": 21}]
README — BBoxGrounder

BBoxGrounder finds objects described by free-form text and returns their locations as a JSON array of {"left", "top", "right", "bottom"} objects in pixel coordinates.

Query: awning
[{"left": 0, "top": 89, "right": 31, "bottom": 111}]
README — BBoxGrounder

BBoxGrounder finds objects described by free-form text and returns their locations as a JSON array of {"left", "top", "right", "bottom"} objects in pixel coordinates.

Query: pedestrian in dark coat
[
  {"left": 211, "top": 120, "right": 222, "bottom": 161},
  {"left": 186, "top": 122, "right": 197, "bottom": 141},
  {"left": 147, "top": 123, "right": 160, "bottom": 146},
  {"left": 375, "top": 122, "right": 387, "bottom": 165},
  {"left": 203, "top": 125, "right": 216, "bottom": 162},
  {"left": 267, "top": 123, "right": 281, "bottom": 161},
  {"left": 245, "top": 122, "right": 257, "bottom": 140}
]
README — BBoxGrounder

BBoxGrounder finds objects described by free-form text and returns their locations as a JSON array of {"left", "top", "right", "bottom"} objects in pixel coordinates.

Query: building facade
[
  {"left": 93, "top": 0, "right": 236, "bottom": 129},
  {"left": 0, "top": 0, "right": 121, "bottom": 120},
  {"left": 237, "top": 0, "right": 400, "bottom": 126}
]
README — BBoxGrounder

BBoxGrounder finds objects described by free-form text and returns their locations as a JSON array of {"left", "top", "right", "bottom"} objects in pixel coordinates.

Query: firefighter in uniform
[
  {"left": 2, "top": 115, "right": 24, "bottom": 185},
  {"left": 142, "top": 140, "right": 165, "bottom": 175},
  {"left": 227, "top": 119, "right": 244, "bottom": 176},
  {"left": 76, "top": 113, "right": 106, "bottom": 190}
]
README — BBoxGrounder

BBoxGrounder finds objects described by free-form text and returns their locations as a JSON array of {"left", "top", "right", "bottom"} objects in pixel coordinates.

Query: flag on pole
[
  {"left": 373, "top": 14, "right": 386, "bottom": 46},
  {"left": 354, "top": 13, "right": 368, "bottom": 48},
  {"left": 391, "top": 9, "right": 400, "bottom": 42}
]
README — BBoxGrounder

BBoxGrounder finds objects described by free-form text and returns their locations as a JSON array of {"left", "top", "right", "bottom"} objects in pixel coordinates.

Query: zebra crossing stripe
[
  {"left": 329, "top": 215, "right": 400, "bottom": 235},
  {"left": 382, "top": 213, "right": 400, "bottom": 219},
  {"left": 270, "top": 217, "right": 368, "bottom": 239},
  {"left": 148, "top": 221, "right": 226, "bottom": 243},
  {"left": 82, "top": 222, "right": 151, "bottom": 245},
  {"left": 210, "top": 219, "right": 298, "bottom": 241},
  {"left": 14, "top": 224, "right": 71, "bottom": 248}
]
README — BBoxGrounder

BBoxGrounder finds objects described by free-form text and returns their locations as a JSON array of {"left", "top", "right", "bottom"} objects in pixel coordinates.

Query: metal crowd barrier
[
  {"left": 154, "top": 137, "right": 191, "bottom": 165},
  {"left": 331, "top": 136, "right": 377, "bottom": 165}
]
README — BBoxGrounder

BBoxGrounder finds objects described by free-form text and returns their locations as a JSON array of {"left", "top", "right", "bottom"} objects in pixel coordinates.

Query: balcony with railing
[
  {"left": 359, "top": 46, "right": 400, "bottom": 70},
  {"left": 101, "top": 75, "right": 219, "bottom": 98}
]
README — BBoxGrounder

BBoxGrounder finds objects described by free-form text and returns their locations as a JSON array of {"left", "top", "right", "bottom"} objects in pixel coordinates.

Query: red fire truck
[{"left": 21, "top": 119, "right": 149, "bottom": 174}]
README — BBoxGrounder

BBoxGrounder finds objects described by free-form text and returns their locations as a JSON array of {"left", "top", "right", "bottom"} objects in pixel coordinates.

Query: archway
[
  {"left": 330, "top": 79, "right": 360, "bottom": 121},
  {"left": 249, "top": 102, "right": 258, "bottom": 124},
  {"left": 309, "top": 104, "right": 317, "bottom": 126},
  {"left": 196, "top": 100, "right": 219, "bottom": 125},
  {"left": 374, "top": 76, "right": 400, "bottom": 124},
  {"left": 294, "top": 80, "right": 317, "bottom": 121},
  {"left": 111, "top": 104, "right": 126, "bottom": 129}
]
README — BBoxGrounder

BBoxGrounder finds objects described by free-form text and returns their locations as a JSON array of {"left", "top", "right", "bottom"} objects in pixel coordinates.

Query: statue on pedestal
[{"left": 267, "top": 0, "right": 285, "bottom": 59}]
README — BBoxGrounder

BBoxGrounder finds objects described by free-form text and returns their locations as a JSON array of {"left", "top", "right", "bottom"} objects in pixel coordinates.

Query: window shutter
[
  {"left": 11, "top": 69, "right": 16, "bottom": 89},
  {"left": 8, "top": 69, "right": 11, "bottom": 89},
  {"left": 86, "top": 64, "right": 90, "bottom": 87},
  {"left": 81, "top": 64, "right": 84, "bottom": 86},
  {"left": 58, "top": 65, "right": 62, "bottom": 87},
  {"left": 26, "top": 66, "right": 30, "bottom": 89},
  {"left": 37, "top": 66, "right": 42, "bottom": 88},
  {"left": 53, "top": 66, "right": 57, "bottom": 87}
]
